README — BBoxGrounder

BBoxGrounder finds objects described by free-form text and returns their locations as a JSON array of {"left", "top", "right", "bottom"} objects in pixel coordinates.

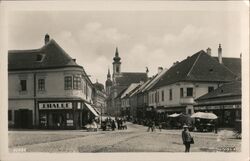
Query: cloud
[
  {"left": 79, "top": 22, "right": 129, "bottom": 44},
  {"left": 162, "top": 24, "right": 218, "bottom": 46}
]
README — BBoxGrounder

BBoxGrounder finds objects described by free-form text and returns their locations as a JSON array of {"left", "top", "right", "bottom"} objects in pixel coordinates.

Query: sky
[{"left": 8, "top": 4, "right": 248, "bottom": 85}]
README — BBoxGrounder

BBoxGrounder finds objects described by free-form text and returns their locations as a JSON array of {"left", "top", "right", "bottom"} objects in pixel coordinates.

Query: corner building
[{"left": 8, "top": 34, "right": 98, "bottom": 129}]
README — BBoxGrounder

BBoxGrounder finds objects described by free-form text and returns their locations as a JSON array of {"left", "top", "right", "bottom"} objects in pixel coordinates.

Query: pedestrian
[
  {"left": 152, "top": 120, "right": 155, "bottom": 132},
  {"left": 147, "top": 120, "right": 154, "bottom": 132},
  {"left": 182, "top": 124, "right": 193, "bottom": 152},
  {"left": 214, "top": 119, "right": 218, "bottom": 134},
  {"left": 111, "top": 120, "right": 116, "bottom": 131},
  {"left": 158, "top": 122, "right": 162, "bottom": 132}
]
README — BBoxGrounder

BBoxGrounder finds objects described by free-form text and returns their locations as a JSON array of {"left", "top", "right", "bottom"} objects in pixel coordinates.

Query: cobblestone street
[{"left": 9, "top": 123, "right": 241, "bottom": 153}]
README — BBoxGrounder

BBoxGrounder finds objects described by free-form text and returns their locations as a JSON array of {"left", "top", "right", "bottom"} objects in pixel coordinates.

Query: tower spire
[
  {"left": 113, "top": 47, "right": 121, "bottom": 62},
  {"left": 115, "top": 47, "right": 119, "bottom": 57},
  {"left": 107, "top": 68, "right": 111, "bottom": 79}
]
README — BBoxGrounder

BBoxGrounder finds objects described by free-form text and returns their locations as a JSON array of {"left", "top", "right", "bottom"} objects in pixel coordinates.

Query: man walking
[{"left": 182, "top": 124, "right": 193, "bottom": 152}]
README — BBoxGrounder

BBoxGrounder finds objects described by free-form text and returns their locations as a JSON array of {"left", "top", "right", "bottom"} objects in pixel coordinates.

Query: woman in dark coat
[{"left": 111, "top": 120, "right": 116, "bottom": 131}]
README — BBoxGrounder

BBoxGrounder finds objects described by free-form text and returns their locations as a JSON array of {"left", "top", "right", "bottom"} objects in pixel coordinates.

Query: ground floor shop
[
  {"left": 38, "top": 101, "right": 99, "bottom": 129},
  {"left": 9, "top": 99, "right": 99, "bottom": 129},
  {"left": 8, "top": 99, "right": 34, "bottom": 128},
  {"left": 194, "top": 104, "right": 241, "bottom": 127}
]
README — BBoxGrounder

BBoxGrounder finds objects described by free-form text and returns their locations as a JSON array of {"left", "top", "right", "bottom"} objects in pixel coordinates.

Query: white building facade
[{"left": 8, "top": 35, "right": 97, "bottom": 129}]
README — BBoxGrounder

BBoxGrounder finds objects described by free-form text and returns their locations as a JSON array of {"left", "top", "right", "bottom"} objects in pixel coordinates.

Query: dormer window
[{"left": 36, "top": 54, "right": 45, "bottom": 62}]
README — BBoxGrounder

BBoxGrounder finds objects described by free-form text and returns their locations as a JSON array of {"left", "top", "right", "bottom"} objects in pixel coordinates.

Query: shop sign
[
  {"left": 195, "top": 104, "right": 241, "bottom": 111},
  {"left": 39, "top": 102, "right": 72, "bottom": 110}
]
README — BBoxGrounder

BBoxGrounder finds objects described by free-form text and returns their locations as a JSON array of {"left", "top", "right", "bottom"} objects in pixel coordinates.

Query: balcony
[{"left": 179, "top": 97, "right": 194, "bottom": 105}]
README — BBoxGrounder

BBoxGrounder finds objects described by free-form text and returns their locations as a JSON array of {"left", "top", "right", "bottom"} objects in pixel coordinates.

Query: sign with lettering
[{"left": 39, "top": 102, "right": 72, "bottom": 110}]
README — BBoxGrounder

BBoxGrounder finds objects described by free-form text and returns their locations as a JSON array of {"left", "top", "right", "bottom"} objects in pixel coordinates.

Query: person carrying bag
[{"left": 182, "top": 124, "right": 194, "bottom": 152}]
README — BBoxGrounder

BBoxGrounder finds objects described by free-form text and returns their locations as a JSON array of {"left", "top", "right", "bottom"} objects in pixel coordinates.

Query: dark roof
[
  {"left": 8, "top": 39, "right": 82, "bottom": 71},
  {"left": 196, "top": 81, "right": 241, "bottom": 101},
  {"left": 213, "top": 57, "right": 241, "bottom": 78},
  {"left": 152, "top": 50, "right": 238, "bottom": 89},
  {"left": 94, "top": 82, "right": 105, "bottom": 91},
  {"left": 115, "top": 72, "right": 148, "bottom": 86},
  {"left": 115, "top": 88, "right": 127, "bottom": 99},
  {"left": 105, "top": 79, "right": 112, "bottom": 86}
]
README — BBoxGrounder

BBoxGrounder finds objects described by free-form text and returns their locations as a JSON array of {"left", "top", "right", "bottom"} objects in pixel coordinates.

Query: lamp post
[{"left": 100, "top": 105, "right": 102, "bottom": 124}]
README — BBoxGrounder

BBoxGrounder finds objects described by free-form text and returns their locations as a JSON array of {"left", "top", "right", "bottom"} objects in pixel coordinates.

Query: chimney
[
  {"left": 44, "top": 34, "right": 50, "bottom": 44},
  {"left": 218, "top": 44, "right": 222, "bottom": 64},
  {"left": 206, "top": 48, "right": 211, "bottom": 56},
  {"left": 158, "top": 67, "right": 163, "bottom": 74}
]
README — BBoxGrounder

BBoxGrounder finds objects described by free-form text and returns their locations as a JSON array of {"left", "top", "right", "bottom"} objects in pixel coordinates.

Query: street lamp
[{"left": 100, "top": 105, "right": 103, "bottom": 124}]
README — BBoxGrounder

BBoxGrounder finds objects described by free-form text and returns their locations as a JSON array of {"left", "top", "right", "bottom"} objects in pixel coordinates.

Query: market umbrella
[
  {"left": 168, "top": 113, "right": 182, "bottom": 118},
  {"left": 191, "top": 112, "right": 218, "bottom": 119}
]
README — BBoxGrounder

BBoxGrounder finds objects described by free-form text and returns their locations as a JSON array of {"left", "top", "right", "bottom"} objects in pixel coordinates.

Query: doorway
[{"left": 14, "top": 109, "right": 33, "bottom": 128}]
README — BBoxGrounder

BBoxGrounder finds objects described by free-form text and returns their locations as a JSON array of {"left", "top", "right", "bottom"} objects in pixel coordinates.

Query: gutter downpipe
[{"left": 34, "top": 72, "right": 37, "bottom": 128}]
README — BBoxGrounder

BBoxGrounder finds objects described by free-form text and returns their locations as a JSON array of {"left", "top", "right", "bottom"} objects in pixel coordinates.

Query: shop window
[
  {"left": 66, "top": 113, "right": 73, "bottom": 120},
  {"left": 187, "top": 88, "right": 193, "bottom": 97},
  {"left": 73, "top": 76, "right": 81, "bottom": 90},
  {"left": 64, "top": 76, "right": 72, "bottom": 90},
  {"left": 169, "top": 89, "right": 172, "bottom": 100},
  {"left": 208, "top": 86, "right": 214, "bottom": 93},
  {"left": 20, "top": 80, "right": 27, "bottom": 91},
  {"left": 161, "top": 90, "right": 164, "bottom": 101},
  {"left": 8, "top": 110, "right": 12, "bottom": 121},
  {"left": 180, "top": 88, "right": 184, "bottom": 98},
  {"left": 40, "top": 113, "right": 47, "bottom": 127},
  {"left": 38, "top": 79, "right": 45, "bottom": 91}
]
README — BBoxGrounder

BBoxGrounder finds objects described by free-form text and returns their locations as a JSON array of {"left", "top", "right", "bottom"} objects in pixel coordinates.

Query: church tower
[
  {"left": 105, "top": 68, "right": 112, "bottom": 95},
  {"left": 112, "top": 47, "right": 121, "bottom": 81}
]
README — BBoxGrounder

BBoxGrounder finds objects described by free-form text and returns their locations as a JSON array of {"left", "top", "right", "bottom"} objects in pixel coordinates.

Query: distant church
[{"left": 105, "top": 48, "right": 148, "bottom": 116}]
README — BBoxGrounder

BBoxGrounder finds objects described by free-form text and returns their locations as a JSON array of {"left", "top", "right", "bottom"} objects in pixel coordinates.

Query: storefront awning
[{"left": 84, "top": 103, "right": 99, "bottom": 117}]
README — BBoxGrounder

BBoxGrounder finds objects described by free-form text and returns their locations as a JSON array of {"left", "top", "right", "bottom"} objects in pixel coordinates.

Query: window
[
  {"left": 64, "top": 76, "right": 72, "bottom": 90},
  {"left": 38, "top": 79, "right": 45, "bottom": 91},
  {"left": 66, "top": 113, "right": 73, "bottom": 120},
  {"left": 180, "top": 88, "right": 184, "bottom": 98},
  {"left": 208, "top": 86, "right": 214, "bottom": 93},
  {"left": 161, "top": 90, "right": 164, "bottom": 101},
  {"left": 155, "top": 92, "right": 157, "bottom": 103},
  {"left": 188, "top": 109, "right": 192, "bottom": 115},
  {"left": 169, "top": 89, "right": 172, "bottom": 100},
  {"left": 73, "top": 76, "right": 81, "bottom": 90},
  {"left": 8, "top": 110, "right": 12, "bottom": 121},
  {"left": 20, "top": 80, "right": 27, "bottom": 91},
  {"left": 187, "top": 88, "right": 193, "bottom": 97}
]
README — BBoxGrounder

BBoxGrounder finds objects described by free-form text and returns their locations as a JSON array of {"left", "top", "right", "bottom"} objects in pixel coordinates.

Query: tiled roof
[
  {"left": 213, "top": 57, "right": 241, "bottom": 78},
  {"left": 115, "top": 72, "right": 148, "bottom": 86},
  {"left": 94, "top": 82, "right": 105, "bottom": 91},
  {"left": 8, "top": 39, "right": 82, "bottom": 71},
  {"left": 196, "top": 81, "right": 241, "bottom": 101},
  {"left": 115, "top": 88, "right": 128, "bottom": 99},
  {"left": 120, "top": 83, "right": 140, "bottom": 99},
  {"left": 142, "top": 68, "right": 168, "bottom": 92},
  {"left": 152, "top": 50, "right": 238, "bottom": 89}
]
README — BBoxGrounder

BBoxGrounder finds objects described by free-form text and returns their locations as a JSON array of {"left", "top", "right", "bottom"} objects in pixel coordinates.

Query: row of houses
[
  {"left": 8, "top": 34, "right": 107, "bottom": 129},
  {"left": 109, "top": 45, "right": 241, "bottom": 127}
]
